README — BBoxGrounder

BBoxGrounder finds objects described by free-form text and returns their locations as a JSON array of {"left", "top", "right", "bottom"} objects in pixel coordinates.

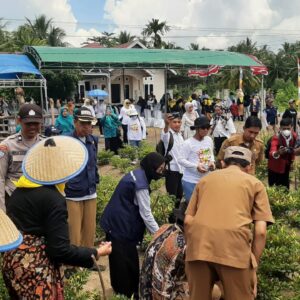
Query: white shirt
[
  {"left": 178, "top": 136, "right": 214, "bottom": 183},
  {"left": 127, "top": 117, "right": 146, "bottom": 141},
  {"left": 161, "top": 129, "right": 184, "bottom": 173},
  {"left": 120, "top": 106, "right": 133, "bottom": 125},
  {"left": 210, "top": 116, "right": 236, "bottom": 138},
  {"left": 82, "top": 104, "right": 96, "bottom": 118},
  {"left": 95, "top": 102, "right": 106, "bottom": 119}
]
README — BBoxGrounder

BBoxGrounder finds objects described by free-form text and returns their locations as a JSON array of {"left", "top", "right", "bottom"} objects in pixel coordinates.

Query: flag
[
  {"left": 248, "top": 55, "right": 269, "bottom": 76},
  {"left": 188, "top": 65, "right": 221, "bottom": 77}
]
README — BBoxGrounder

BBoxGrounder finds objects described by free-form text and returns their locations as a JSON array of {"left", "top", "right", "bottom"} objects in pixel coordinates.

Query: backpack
[{"left": 156, "top": 132, "right": 174, "bottom": 160}]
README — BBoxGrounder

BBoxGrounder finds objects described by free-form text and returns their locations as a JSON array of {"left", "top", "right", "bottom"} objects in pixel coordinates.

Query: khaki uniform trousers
[
  {"left": 66, "top": 198, "right": 97, "bottom": 247},
  {"left": 186, "top": 260, "right": 256, "bottom": 300}
]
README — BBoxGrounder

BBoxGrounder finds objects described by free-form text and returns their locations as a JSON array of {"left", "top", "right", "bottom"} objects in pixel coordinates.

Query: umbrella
[{"left": 87, "top": 89, "right": 108, "bottom": 98}]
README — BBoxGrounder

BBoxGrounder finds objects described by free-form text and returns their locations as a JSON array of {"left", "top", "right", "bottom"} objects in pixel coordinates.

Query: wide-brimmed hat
[
  {"left": 190, "top": 116, "right": 210, "bottom": 130},
  {"left": 18, "top": 104, "right": 43, "bottom": 123},
  {"left": 0, "top": 209, "right": 23, "bottom": 252},
  {"left": 288, "top": 99, "right": 295, "bottom": 104},
  {"left": 22, "top": 136, "right": 88, "bottom": 185},
  {"left": 224, "top": 146, "right": 252, "bottom": 164}
]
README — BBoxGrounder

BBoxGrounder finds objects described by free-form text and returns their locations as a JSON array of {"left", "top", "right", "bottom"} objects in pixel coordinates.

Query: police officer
[
  {"left": 0, "top": 104, "right": 44, "bottom": 211},
  {"left": 217, "top": 116, "right": 264, "bottom": 175}
]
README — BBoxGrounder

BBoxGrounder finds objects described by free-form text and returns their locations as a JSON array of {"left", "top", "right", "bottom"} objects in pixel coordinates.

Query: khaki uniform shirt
[
  {"left": 0, "top": 132, "right": 44, "bottom": 211},
  {"left": 185, "top": 165, "right": 274, "bottom": 269},
  {"left": 217, "top": 133, "right": 264, "bottom": 175}
]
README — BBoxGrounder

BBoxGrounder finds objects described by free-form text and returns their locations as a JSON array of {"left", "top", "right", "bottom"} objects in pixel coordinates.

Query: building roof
[
  {"left": 25, "top": 46, "right": 261, "bottom": 70},
  {"left": 82, "top": 42, "right": 104, "bottom": 48},
  {"left": 0, "top": 53, "right": 41, "bottom": 79}
]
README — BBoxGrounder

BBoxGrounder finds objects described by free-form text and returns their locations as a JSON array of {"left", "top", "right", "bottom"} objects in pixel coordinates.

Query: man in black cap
[
  {"left": 178, "top": 116, "right": 215, "bottom": 202},
  {"left": 65, "top": 107, "right": 100, "bottom": 252},
  {"left": 0, "top": 104, "right": 44, "bottom": 211}
]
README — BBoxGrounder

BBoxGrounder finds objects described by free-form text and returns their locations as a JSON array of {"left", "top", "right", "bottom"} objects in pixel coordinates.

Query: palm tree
[
  {"left": 228, "top": 37, "right": 257, "bottom": 54},
  {"left": 25, "top": 14, "right": 66, "bottom": 47},
  {"left": 189, "top": 43, "right": 199, "bottom": 50},
  {"left": 88, "top": 31, "right": 117, "bottom": 47},
  {"left": 162, "top": 41, "right": 183, "bottom": 49},
  {"left": 117, "top": 31, "right": 135, "bottom": 44},
  {"left": 142, "top": 18, "right": 170, "bottom": 48}
]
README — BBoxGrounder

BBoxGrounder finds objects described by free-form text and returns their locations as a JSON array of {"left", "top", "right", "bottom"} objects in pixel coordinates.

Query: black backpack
[{"left": 156, "top": 132, "right": 174, "bottom": 162}]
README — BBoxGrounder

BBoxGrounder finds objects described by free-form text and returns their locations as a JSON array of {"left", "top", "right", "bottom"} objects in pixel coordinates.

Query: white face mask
[
  {"left": 282, "top": 129, "right": 291, "bottom": 137},
  {"left": 131, "top": 116, "right": 138, "bottom": 120}
]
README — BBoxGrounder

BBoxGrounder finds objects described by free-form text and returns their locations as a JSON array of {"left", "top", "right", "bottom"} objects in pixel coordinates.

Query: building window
[{"left": 92, "top": 84, "right": 97, "bottom": 90}]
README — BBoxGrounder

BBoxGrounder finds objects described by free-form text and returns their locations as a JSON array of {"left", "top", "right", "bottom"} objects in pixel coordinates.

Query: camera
[{"left": 285, "top": 147, "right": 294, "bottom": 154}]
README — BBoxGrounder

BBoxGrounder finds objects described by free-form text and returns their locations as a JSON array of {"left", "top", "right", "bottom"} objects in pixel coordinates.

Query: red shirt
[
  {"left": 230, "top": 104, "right": 239, "bottom": 116},
  {"left": 268, "top": 133, "right": 297, "bottom": 173}
]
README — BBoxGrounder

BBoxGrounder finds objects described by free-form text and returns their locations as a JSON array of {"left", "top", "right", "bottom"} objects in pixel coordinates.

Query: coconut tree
[
  {"left": 142, "top": 18, "right": 170, "bottom": 48},
  {"left": 88, "top": 31, "right": 117, "bottom": 47},
  {"left": 48, "top": 26, "right": 67, "bottom": 46},
  {"left": 189, "top": 43, "right": 199, "bottom": 50},
  {"left": 117, "top": 31, "right": 135, "bottom": 44},
  {"left": 162, "top": 41, "right": 183, "bottom": 49},
  {"left": 228, "top": 37, "right": 257, "bottom": 54}
]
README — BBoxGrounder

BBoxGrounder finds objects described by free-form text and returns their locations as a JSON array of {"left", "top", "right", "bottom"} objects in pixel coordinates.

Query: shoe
[{"left": 89, "top": 264, "right": 106, "bottom": 272}]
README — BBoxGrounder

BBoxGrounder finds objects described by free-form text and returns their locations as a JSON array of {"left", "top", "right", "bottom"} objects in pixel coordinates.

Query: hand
[
  {"left": 278, "top": 146, "right": 287, "bottom": 155},
  {"left": 197, "top": 163, "right": 208, "bottom": 173},
  {"left": 164, "top": 113, "right": 173, "bottom": 125},
  {"left": 208, "top": 161, "right": 215, "bottom": 171},
  {"left": 252, "top": 271, "right": 257, "bottom": 298},
  {"left": 96, "top": 241, "right": 112, "bottom": 258}
]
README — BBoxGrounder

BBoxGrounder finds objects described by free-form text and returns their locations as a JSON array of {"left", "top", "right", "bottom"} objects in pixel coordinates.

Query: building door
[
  {"left": 111, "top": 84, "right": 121, "bottom": 103},
  {"left": 125, "top": 84, "right": 130, "bottom": 99}
]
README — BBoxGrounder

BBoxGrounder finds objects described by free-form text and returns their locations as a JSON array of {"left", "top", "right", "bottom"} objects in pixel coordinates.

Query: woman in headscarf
[
  {"left": 100, "top": 152, "right": 166, "bottom": 300},
  {"left": 2, "top": 136, "right": 112, "bottom": 299},
  {"left": 55, "top": 107, "right": 75, "bottom": 135},
  {"left": 120, "top": 99, "right": 133, "bottom": 144},
  {"left": 180, "top": 102, "right": 199, "bottom": 140}
]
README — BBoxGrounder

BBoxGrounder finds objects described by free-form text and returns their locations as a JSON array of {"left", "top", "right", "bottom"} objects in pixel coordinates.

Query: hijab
[
  {"left": 56, "top": 107, "right": 74, "bottom": 134},
  {"left": 184, "top": 102, "right": 198, "bottom": 122},
  {"left": 140, "top": 152, "right": 166, "bottom": 183}
]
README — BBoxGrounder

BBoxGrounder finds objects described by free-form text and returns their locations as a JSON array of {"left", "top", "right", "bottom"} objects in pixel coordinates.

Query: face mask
[
  {"left": 282, "top": 129, "right": 291, "bottom": 137},
  {"left": 131, "top": 116, "right": 138, "bottom": 120}
]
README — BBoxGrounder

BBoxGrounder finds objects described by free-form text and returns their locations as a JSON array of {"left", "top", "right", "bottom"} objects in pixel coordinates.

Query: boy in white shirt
[
  {"left": 178, "top": 116, "right": 215, "bottom": 202},
  {"left": 127, "top": 109, "right": 146, "bottom": 147},
  {"left": 161, "top": 113, "right": 185, "bottom": 207}
]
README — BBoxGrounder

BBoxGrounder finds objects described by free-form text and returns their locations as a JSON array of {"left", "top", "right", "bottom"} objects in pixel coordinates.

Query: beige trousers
[
  {"left": 66, "top": 198, "right": 97, "bottom": 248},
  {"left": 186, "top": 260, "right": 255, "bottom": 300}
]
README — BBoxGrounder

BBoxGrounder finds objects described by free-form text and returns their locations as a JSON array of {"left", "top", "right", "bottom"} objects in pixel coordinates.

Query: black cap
[
  {"left": 190, "top": 116, "right": 210, "bottom": 130},
  {"left": 74, "top": 107, "right": 95, "bottom": 123},
  {"left": 18, "top": 104, "right": 43, "bottom": 123}
]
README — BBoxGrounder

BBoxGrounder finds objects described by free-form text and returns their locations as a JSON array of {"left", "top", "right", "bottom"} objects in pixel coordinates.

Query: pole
[
  {"left": 239, "top": 67, "right": 243, "bottom": 90},
  {"left": 298, "top": 57, "right": 300, "bottom": 108},
  {"left": 164, "top": 67, "right": 168, "bottom": 114},
  {"left": 261, "top": 75, "right": 264, "bottom": 119},
  {"left": 122, "top": 68, "right": 125, "bottom": 102}
]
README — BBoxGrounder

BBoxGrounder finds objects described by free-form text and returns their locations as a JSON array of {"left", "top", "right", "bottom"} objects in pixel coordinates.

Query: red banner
[
  {"left": 188, "top": 65, "right": 221, "bottom": 77},
  {"left": 248, "top": 55, "right": 269, "bottom": 76}
]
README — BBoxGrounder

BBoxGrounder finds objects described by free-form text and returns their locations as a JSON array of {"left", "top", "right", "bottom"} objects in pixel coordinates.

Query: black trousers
[
  {"left": 268, "top": 166, "right": 290, "bottom": 190},
  {"left": 106, "top": 235, "right": 139, "bottom": 299},
  {"left": 165, "top": 170, "right": 183, "bottom": 204},
  {"left": 97, "top": 118, "right": 103, "bottom": 135},
  {"left": 105, "top": 137, "right": 119, "bottom": 154},
  {"left": 213, "top": 137, "right": 227, "bottom": 156},
  {"left": 122, "top": 124, "right": 128, "bottom": 144}
]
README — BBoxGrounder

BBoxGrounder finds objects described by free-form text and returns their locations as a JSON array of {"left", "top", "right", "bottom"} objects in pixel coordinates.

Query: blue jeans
[
  {"left": 129, "top": 140, "right": 141, "bottom": 147},
  {"left": 182, "top": 180, "right": 196, "bottom": 202}
]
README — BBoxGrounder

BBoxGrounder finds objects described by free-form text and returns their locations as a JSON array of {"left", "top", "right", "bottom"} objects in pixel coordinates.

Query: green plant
[
  {"left": 137, "top": 141, "right": 155, "bottom": 160},
  {"left": 64, "top": 270, "right": 100, "bottom": 300},
  {"left": 118, "top": 145, "right": 137, "bottom": 161},
  {"left": 98, "top": 150, "right": 115, "bottom": 166},
  {"left": 110, "top": 155, "right": 135, "bottom": 173},
  {"left": 0, "top": 262, "right": 9, "bottom": 300},
  {"left": 256, "top": 159, "right": 268, "bottom": 182}
]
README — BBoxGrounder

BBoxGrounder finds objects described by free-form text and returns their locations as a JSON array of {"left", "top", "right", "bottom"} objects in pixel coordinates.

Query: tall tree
[
  {"left": 117, "top": 31, "right": 135, "bottom": 44},
  {"left": 142, "top": 18, "right": 170, "bottom": 48},
  {"left": 88, "top": 31, "right": 117, "bottom": 47},
  {"left": 189, "top": 43, "right": 199, "bottom": 50},
  {"left": 48, "top": 26, "right": 67, "bottom": 46},
  {"left": 228, "top": 37, "right": 257, "bottom": 54},
  {"left": 162, "top": 41, "right": 183, "bottom": 49}
]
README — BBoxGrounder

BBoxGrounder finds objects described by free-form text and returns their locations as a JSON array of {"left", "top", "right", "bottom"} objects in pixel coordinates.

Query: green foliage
[
  {"left": 137, "top": 141, "right": 155, "bottom": 160},
  {"left": 118, "top": 145, "right": 137, "bottom": 160},
  {"left": 0, "top": 261, "right": 9, "bottom": 300},
  {"left": 98, "top": 150, "right": 115, "bottom": 166},
  {"left": 109, "top": 295, "right": 132, "bottom": 300},
  {"left": 64, "top": 270, "right": 100, "bottom": 300},
  {"left": 110, "top": 155, "right": 135, "bottom": 173},
  {"left": 256, "top": 159, "right": 268, "bottom": 182},
  {"left": 274, "top": 79, "right": 298, "bottom": 111},
  {"left": 257, "top": 222, "right": 300, "bottom": 299}
]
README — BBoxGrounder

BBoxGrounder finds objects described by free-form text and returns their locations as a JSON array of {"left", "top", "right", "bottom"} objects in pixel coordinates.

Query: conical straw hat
[
  {"left": 22, "top": 136, "right": 88, "bottom": 185},
  {"left": 0, "top": 209, "right": 23, "bottom": 252}
]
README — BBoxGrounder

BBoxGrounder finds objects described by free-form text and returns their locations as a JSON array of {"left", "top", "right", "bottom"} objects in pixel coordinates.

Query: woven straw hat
[
  {"left": 22, "top": 136, "right": 88, "bottom": 185},
  {"left": 0, "top": 209, "right": 23, "bottom": 252}
]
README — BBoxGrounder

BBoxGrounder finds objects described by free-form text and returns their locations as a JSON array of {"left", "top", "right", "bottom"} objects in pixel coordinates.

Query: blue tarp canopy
[{"left": 0, "top": 54, "right": 42, "bottom": 79}]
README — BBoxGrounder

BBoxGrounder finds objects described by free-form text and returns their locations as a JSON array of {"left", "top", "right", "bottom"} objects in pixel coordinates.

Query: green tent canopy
[{"left": 25, "top": 46, "right": 261, "bottom": 70}]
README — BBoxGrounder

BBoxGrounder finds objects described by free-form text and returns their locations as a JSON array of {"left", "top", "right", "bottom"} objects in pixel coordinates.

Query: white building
[{"left": 77, "top": 41, "right": 167, "bottom": 104}]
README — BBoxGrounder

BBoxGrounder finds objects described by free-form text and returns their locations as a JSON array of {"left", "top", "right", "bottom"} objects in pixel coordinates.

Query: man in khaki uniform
[
  {"left": 0, "top": 104, "right": 44, "bottom": 211},
  {"left": 185, "top": 146, "right": 274, "bottom": 300},
  {"left": 217, "top": 116, "right": 264, "bottom": 175}
]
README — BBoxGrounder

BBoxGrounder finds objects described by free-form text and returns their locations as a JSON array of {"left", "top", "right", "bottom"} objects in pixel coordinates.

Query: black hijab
[{"left": 140, "top": 152, "right": 166, "bottom": 183}]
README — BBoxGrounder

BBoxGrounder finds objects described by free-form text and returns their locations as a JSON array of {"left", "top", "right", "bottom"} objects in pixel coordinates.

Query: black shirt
[
  {"left": 282, "top": 108, "right": 297, "bottom": 131},
  {"left": 7, "top": 186, "right": 97, "bottom": 268}
]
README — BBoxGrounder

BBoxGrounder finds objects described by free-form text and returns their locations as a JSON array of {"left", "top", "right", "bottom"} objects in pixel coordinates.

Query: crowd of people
[{"left": 0, "top": 88, "right": 300, "bottom": 300}]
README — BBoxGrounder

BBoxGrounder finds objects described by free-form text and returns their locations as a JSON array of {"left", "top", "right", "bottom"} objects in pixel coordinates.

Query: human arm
[
  {"left": 227, "top": 118, "right": 236, "bottom": 135},
  {"left": 178, "top": 141, "right": 198, "bottom": 171},
  {"left": 0, "top": 143, "right": 9, "bottom": 211},
  {"left": 252, "top": 221, "right": 267, "bottom": 264},
  {"left": 135, "top": 189, "right": 159, "bottom": 234},
  {"left": 140, "top": 118, "right": 147, "bottom": 139}
]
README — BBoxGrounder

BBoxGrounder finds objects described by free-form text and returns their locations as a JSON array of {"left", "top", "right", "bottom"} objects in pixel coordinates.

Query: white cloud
[
  {"left": 103, "top": 0, "right": 300, "bottom": 51},
  {"left": 1, "top": 0, "right": 101, "bottom": 47}
]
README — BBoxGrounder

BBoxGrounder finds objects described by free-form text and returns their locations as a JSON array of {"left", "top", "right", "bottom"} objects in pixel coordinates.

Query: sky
[{"left": 1, "top": 0, "right": 300, "bottom": 51}]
